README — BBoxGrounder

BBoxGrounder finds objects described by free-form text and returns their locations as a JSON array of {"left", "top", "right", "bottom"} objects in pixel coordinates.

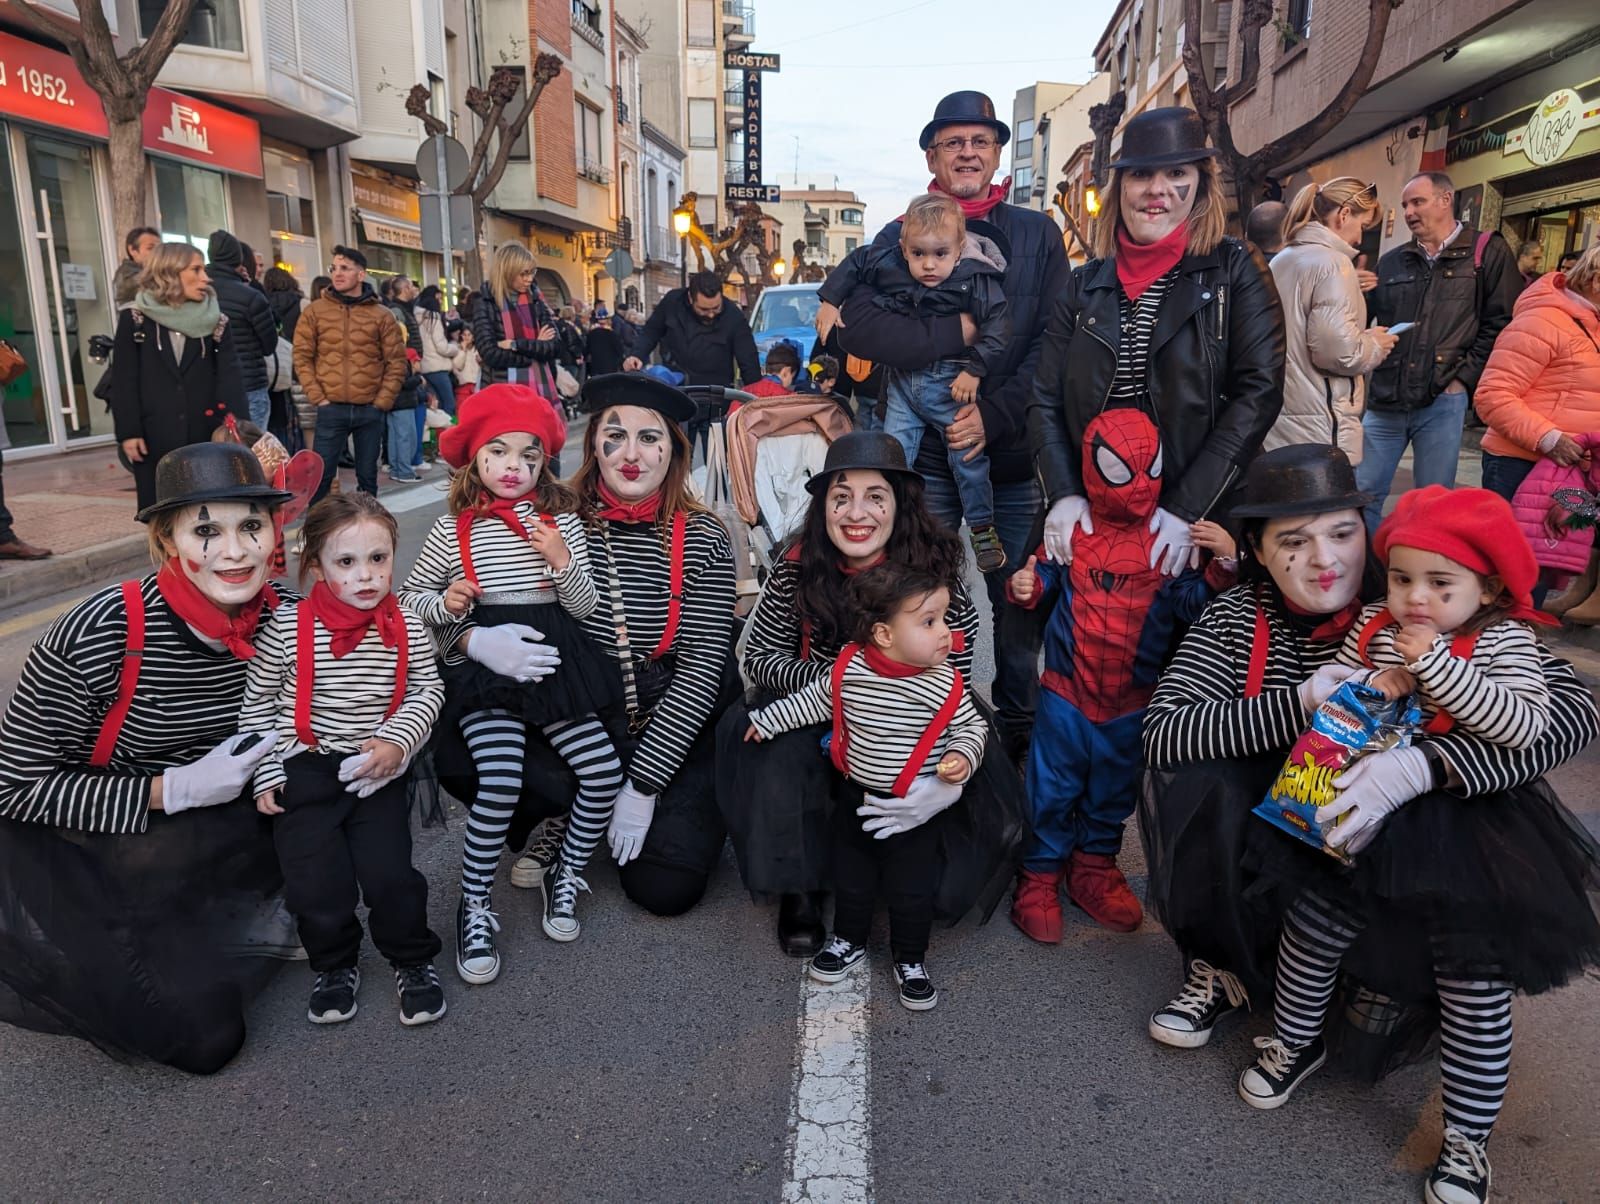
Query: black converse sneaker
[
  {"left": 455, "top": 896, "right": 501, "bottom": 985},
  {"left": 511, "top": 815, "right": 569, "bottom": 888},
  {"left": 541, "top": 858, "right": 590, "bottom": 943},
  {"left": 808, "top": 936, "right": 867, "bottom": 984},
  {"left": 1149, "top": 959, "right": 1248, "bottom": 1049},
  {"left": 395, "top": 963, "right": 447, "bottom": 1026},
  {"left": 893, "top": 962, "right": 939, "bottom": 1011},
  {"left": 307, "top": 966, "right": 360, "bottom": 1024},
  {"left": 1237, "top": 1035, "right": 1326, "bottom": 1109},
  {"left": 1425, "top": 1128, "right": 1491, "bottom": 1204}
]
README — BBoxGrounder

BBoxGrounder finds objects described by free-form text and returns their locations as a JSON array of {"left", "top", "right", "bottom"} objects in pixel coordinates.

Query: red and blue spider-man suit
[{"left": 1007, "top": 407, "right": 1232, "bottom": 941}]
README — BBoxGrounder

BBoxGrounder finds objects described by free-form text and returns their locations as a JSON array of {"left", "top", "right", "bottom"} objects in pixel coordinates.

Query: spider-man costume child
[{"left": 1007, "top": 408, "right": 1233, "bottom": 940}]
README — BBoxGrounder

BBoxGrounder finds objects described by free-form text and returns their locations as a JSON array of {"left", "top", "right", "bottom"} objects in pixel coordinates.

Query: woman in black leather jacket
[{"left": 1029, "top": 108, "right": 1285, "bottom": 574}]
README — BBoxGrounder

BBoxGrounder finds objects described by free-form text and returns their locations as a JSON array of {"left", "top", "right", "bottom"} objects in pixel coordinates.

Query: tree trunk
[{"left": 106, "top": 108, "right": 148, "bottom": 245}]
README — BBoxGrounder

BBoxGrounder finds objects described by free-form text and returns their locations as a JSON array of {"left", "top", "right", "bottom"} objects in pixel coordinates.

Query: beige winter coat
[{"left": 1266, "top": 222, "right": 1392, "bottom": 463}]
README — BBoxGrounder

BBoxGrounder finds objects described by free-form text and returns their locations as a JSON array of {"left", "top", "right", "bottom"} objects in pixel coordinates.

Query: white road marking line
[{"left": 782, "top": 965, "right": 872, "bottom": 1204}]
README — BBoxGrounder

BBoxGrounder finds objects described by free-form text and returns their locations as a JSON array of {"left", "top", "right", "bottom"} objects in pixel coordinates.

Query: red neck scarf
[
  {"left": 838, "top": 552, "right": 888, "bottom": 577},
  {"left": 306, "top": 580, "right": 405, "bottom": 657},
  {"left": 1284, "top": 594, "right": 1365, "bottom": 643},
  {"left": 927, "top": 177, "right": 1010, "bottom": 222},
  {"left": 596, "top": 479, "right": 663, "bottom": 524},
  {"left": 861, "top": 642, "right": 926, "bottom": 678},
  {"left": 1116, "top": 221, "right": 1189, "bottom": 302},
  {"left": 456, "top": 495, "right": 556, "bottom": 586},
  {"left": 156, "top": 561, "right": 269, "bottom": 660}
]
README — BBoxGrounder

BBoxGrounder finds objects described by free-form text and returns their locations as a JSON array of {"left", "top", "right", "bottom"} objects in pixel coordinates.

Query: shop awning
[{"left": 356, "top": 210, "right": 424, "bottom": 252}]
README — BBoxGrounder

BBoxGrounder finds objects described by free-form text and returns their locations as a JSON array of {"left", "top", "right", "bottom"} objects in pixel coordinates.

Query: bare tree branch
[
  {"left": 471, "top": 53, "right": 563, "bottom": 205},
  {"left": 404, "top": 84, "right": 449, "bottom": 137},
  {"left": 8, "top": 1, "right": 100, "bottom": 87},
  {"left": 127, "top": 0, "right": 202, "bottom": 87}
]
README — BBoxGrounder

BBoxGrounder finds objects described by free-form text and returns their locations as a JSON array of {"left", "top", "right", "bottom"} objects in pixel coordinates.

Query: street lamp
[
  {"left": 672, "top": 205, "right": 692, "bottom": 287},
  {"left": 1084, "top": 186, "right": 1101, "bottom": 216},
  {"left": 772, "top": 256, "right": 787, "bottom": 283}
]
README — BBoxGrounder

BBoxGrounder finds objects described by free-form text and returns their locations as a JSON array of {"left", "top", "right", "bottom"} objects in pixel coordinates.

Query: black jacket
[
  {"left": 267, "top": 289, "right": 304, "bottom": 345},
  {"left": 835, "top": 201, "right": 1069, "bottom": 484},
  {"left": 205, "top": 264, "right": 278, "bottom": 392},
  {"left": 1029, "top": 237, "right": 1286, "bottom": 522},
  {"left": 586, "top": 325, "right": 626, "bottom": 376},
  {"left": 1367, "top": 226, "right": 1522, "bottom": 410},
  {"left": 470, "top": 289, "right": 560, "bottom": 386},
  {"left": 632, "top": 288, "right": 760, "bottom": 387},
  {"left": 556, "top": 318, "right": 587, "bottom": 367},
  {"left": 819, "top": 231, "right": 1011, "bottom": 377},
  {"left": 111, "top": 308, "right": 244, "bottom": 457}
]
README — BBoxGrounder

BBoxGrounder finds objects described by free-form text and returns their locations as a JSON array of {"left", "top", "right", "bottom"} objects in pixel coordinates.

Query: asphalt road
[{"left": 0, "top": 484, "right": 1596, "bottom": 1202}]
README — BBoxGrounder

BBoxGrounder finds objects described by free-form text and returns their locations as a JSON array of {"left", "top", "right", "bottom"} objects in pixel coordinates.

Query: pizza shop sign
[{"left": 1503, "top": 88, "right": 1600, "bottom": 168}]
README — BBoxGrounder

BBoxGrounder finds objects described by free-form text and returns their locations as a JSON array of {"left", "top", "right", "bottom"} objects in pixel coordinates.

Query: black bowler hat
[
  {"left": 805, "top": 431, "right": 919, "bottom": 495},
  {"left": 581, "top": 372, "right": 697, "bottom": 425},
  {"left": 1107, "top": 107, "right": 1217, "bottom": 171},
  {"left": 136, "top": 442, "right": 293, "bottom": 523},
  {"left": 919, "top": 90, "right": 1011, "bottom": 151},
  {"left": 1231, "top": 444, "right": 1373, "bottom": 519}
]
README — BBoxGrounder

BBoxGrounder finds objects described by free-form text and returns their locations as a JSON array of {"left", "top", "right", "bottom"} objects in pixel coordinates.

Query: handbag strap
[{"left": 599, "top": 523, "right": 644, "bottom": 716}]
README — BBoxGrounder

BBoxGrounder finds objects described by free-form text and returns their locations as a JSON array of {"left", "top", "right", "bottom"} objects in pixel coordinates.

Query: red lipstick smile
[{"left": 620, "top": 465, "right": 641, "bottom": 480}]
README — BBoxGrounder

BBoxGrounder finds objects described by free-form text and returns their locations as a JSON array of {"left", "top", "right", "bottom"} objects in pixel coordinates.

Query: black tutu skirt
[
  {"left": 717, "top": 693, "right": 1029, "bottom": 924},
  {"left": 0, "top": 802, "right": 283, "bottom": 1075}
]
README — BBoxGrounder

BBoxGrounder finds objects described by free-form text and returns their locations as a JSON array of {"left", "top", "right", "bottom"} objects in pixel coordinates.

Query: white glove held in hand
[
  {"left": 1148, "top": 507, "right": 1199, "bottom": 576},
  {"left": 1315, "top": 745, "right": 1433, "bottom": 855},
  {"left": 607, "top": 782, "right": 658, "bottom": 865},
  {"left": 466, "top": 623, "right": 561, "bottom": 683},
  {"left": 162, "top": 733, "right": 274, "bottom": 814},
  {"left": 337, "top": 748, "right": 415, "bottom": 799},
  {"left": 1042, "top": 495, "right": 1093, "bottom": 564},
  {"left": 1297, "top": 664, "right": 1359, "bottom": 716},
  {"left": 857, "top": 774, "right": 964, "bottom": 840}
]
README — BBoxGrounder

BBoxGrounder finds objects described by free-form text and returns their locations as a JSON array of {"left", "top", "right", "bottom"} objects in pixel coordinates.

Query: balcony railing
[
  {"left": 722, "top": 0, "right": 754, "bottom": 36},
  {"left": 646, "top": 223, "right": 677, "bottom": 263},
  {"left": 579, "top": 157, "right": 611, "bottom": 185},
  {"left": 615, "top": 85, "right": 630, "bottom": 125},
  {"left": 724, "top": 86, "right": 744, "bottom": 110},
  {"left": 572, "top": 0, "right": 604, "bottom": 48}
]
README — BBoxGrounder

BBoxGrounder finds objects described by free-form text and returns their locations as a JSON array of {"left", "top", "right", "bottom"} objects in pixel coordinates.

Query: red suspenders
[
  {"left": 1353, "top": 607, "right": 1482, "bottom": 734},
  {"left": 89, "top": 581, "right": 145, "bottom": 768},
  {"left": 828, "top": 644, "right": 965, "bottom": 798}
]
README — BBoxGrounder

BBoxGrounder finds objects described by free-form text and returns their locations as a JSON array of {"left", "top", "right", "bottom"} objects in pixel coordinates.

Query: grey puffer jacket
[{"left": 1266, "top": 221, "right": 1392, "bottom": 463}]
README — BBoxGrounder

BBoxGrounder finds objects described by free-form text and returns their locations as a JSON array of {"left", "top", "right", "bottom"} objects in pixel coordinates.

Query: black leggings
[{"left": 830, "top": 798, "right": 940, "bottom": 963}]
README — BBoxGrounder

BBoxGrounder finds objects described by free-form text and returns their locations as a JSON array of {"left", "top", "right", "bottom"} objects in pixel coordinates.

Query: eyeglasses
[{"left": 932, "top": 135, "right": 999, "bottom": 153}]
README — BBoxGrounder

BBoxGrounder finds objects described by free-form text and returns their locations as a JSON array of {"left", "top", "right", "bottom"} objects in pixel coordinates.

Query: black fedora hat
[
  {"left": 805, "top": 431, "right": 919, "bottom": 495},
  {"left": 135, "top": 442, "right": 293, "bottom": 523},
  {"left": 1107, "top": 107, "right": 1217, "bottom": 171},
  {"left": 1231, "top": 444, "right": 1373, "bottom": 519},
  {"left": 581, "top": 372, "right": 697, "bottom": 425},
  {"left": 919, "top": 90, "right": 1011, "bottom": 151}
]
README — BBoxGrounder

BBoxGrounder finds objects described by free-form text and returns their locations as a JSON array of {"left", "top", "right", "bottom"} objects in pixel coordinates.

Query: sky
[{"left": 755, "top": 0, "right": 1120, "bottom": 233}]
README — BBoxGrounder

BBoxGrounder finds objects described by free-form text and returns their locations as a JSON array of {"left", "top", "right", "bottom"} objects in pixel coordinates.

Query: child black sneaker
[
  {"left": 541, "top": 857, "right": 590, "bottom": 943},
  {"left": 808, "top": 936, "right": 867, "bottom": 984},
  {"left": 1425, "top": 1128, "right": 1491, "bottom": 1204},
  {"left": 969, "top": 525, "right": 1007, "bottom": 573},
  {"left": 1237, "top": 1034, "right": 1326, "bottom": 1109},
  {"left": 395, "top": 963, "right": 447, "bottom": 1026},
  {"left": 893, "top": 962, "right": 939, "bottom": 1011},
  {"left": 1149, "top": 959, "right": 1248, "bottom": 1049},
  {"left": 455, "top": 896, "right": 501, "bottom": 984},
  {"left": 307, "top": 966, "right": 360, "bottom": 1024},
  {"left": 511, "top": 815, "right": 569, "bottom": 888}
]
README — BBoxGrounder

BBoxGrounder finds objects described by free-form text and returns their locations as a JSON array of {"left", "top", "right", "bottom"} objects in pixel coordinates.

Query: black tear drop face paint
[
  {"left": 1174, "top": 183, "right": 1192, "bottom": 202},
  {"left": 197, "top": 505, "right": 212, "bottom": 555},
  {"left": 245, "top": 502, "right": 262, "bottom": 547}
]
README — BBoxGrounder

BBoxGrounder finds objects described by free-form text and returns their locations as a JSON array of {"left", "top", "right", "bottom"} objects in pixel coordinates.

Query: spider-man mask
[{"left": 1083, "top": 408, "right": 1163, "bottom": 524}]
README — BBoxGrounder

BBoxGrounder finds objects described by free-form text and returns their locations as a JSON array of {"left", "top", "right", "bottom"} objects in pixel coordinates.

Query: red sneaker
[
  {"left": 1010, "top": 868, "right": 1064, "bottom": 944},
  {"left": 1066, "top": 852, "right": 1143, "bottom": 933}
]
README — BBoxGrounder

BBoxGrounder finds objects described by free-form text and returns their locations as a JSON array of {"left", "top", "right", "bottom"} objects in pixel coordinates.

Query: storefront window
[
  {"left": 153, "top": 159, "right": 228, "bottom": 252},
  {"left": 140, "top": 0, "right": 245, "bottom": 54},
  {"left": 0, "top": 128, "right": 48, "bottom": 449}
]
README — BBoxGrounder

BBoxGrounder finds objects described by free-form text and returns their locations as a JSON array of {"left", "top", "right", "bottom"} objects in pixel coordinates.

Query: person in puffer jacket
[{"left": 1265, "top": 179, "right": 1399, "bottom": 463}]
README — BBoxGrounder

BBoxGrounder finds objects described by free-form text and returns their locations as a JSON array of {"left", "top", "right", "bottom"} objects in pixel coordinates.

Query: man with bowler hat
[{"left": 831, "top": 89, "right": 1069, "bottom": 763}]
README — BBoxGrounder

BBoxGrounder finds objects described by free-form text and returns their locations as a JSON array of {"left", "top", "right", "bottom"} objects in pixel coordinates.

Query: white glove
[
  {"left": 607, "top": 782, "right": 658, "bottom": 865},
  {"left": 466, "top": 623, "right": 561, "bottom": 683},
  {"left": 1297, "top": 664, "right": 1359, "bottom": 716},
  {"left": 1315, "top": 745, "right": 1432, "bottom": 855},
  {"left": 1148, "top": 507, "right": 1199, "bottom": 576},
  {"left": 162, "top": 733, "right": 275, "bottom": 814},
  {"left": 857, "top": 774, "right": 964, "bottom": 840},
  {"left": 337, "top": 747, "right": 416, "bottom": 799},
  {"left": 1042, "top": 495, "right": 1094, "bottom": 564}
]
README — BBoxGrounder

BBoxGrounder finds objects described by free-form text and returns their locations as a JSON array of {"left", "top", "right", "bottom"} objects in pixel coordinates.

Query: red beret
[
  {"left": 1374, "top": 485, "right": 1546, "bottom": 623},
  {"left": 438, "top": 383, "right": 566, "bottom": 468}
]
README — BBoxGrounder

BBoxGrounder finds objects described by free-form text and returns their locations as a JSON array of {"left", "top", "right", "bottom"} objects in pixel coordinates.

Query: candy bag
[{"left": 1253, "top": 678, "right": 1421, "bottom": 864}]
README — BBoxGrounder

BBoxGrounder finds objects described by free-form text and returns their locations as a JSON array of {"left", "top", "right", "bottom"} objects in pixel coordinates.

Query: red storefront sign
[{"left": 0, "top": 30, "right": 261, "bottom": 177}]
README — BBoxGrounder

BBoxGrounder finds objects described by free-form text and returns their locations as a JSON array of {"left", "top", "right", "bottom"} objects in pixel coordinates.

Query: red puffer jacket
[{"left": 1476, "top": 273, "right": 1600, "bottom": 461}]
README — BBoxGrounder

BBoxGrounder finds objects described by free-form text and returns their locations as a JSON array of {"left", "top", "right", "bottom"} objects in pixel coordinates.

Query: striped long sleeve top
[
  {"left": 748, "top": 651, "right": 987, "bottom": 794},
  {"left": 742, "top": 555, "right": 979, "bottom": 696},
  {"left": 1336, "top": 604, "right": 1550, "bottom": 750},
  {"left": 239, "top": 600, "right": 445, "bottom": 795},
  {"left": 579, "top": 513, "right": 736, "bottom": 795},
  {"left": 1143, "top": 585, "right": 1597, "bottom": 796},
  {"left": 0, "top": 577, "right": 288, "bottom": 835}
]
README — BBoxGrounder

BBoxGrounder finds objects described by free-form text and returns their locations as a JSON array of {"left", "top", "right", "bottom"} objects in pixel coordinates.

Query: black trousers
[
  {"left": 273, "top": 751, "right": 440, "bottom": 972},
  {"left": 830, "top": 796, "right": 941, "bottom": 963}
]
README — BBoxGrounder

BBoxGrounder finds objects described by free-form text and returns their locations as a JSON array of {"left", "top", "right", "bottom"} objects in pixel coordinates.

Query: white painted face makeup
[
  {"left": 1255, "top": 509, "right": 1367, "bottom": 614},
  {"left": 166, "top": 501, "right": 273, "bottom": 612},
  {"left": 311, "top": 519, "right": 395, "bottom": 610},
  {"left": 475, "top": 432, "right": 544, "bottom": 500},
  {"left": 823, "top": 469, "right": 896, "bottom": 568},
  {"left": 595, "top": 405, "right": 671, "bottom": 501},
  {"left": 1120, "top": 164, "right": 1201, "bottom": 245}
]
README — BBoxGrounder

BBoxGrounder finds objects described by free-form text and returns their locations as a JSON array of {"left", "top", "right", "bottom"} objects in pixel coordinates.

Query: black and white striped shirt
[
  {"left": 742, "top": 555, "right": 980, "bottom": 696},
  {"left": 748, "top": 652, "right": 986, "bottom": 794},
  {"left": 579, "top": 513, "right": 736, "bottom": 795},
  {"left": 1337, "top": 604, "right": 1549, "bottom": 750},
  {"left": 0, "top": 577, "right": 288, "bottom": 835},
  {"left": 1108, "top": 271, "right": 1177, "bottom": 408},
  {"left": 240, "top": 600, "right": 445, "bottom": 795},
  {"left": 1144, "top": 585, "right": 1597, "bottom": 796}
]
